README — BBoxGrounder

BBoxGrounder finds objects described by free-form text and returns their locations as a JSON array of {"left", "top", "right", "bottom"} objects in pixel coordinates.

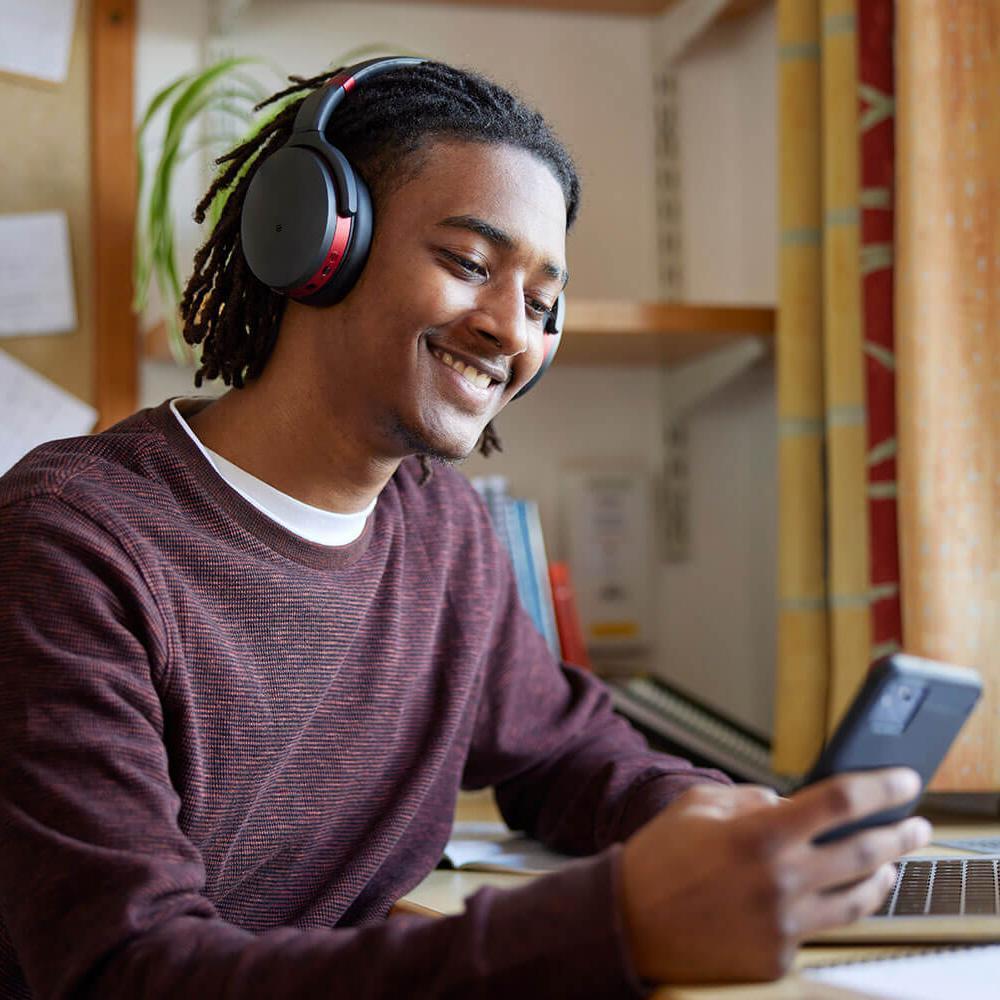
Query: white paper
[
  {"left": 442, "top": 822, "right": 572, "bottom": 874},
  {"left": 0, "top": 212, "right": 77, "bottom": 337},
  {"left": 804, "top": 944, "right": 1000, "bottom": 1000},
  {"left": 0, "top": 0, "right": 77, "bottom": 84},
  {"left": 0, "top": 349, "right": 96, "bottom": 474}
]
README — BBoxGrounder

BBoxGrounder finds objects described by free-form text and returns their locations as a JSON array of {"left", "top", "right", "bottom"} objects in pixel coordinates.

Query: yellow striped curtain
[
  {"left": 774, "top": 0, "right": 871, "bottom": 774},
  {"left": 775, "top": 0, "right": 999, "bottom": 787},
  {"left": 896, "top": 3, "right": 1000, "bottom": 790}
]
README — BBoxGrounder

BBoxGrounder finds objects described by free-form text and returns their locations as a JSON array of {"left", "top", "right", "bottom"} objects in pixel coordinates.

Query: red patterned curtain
[{"left": 858, "top": 0, "right": 902, "bottom": 659}]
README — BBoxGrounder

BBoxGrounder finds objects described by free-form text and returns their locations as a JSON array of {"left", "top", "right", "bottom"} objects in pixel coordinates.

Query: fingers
[
  {"left": 789, "top": 863, "right": 899, "bottom": 939},
  {"left": 800, "top": 816, "right": 933, "bottom": 894},
  {"left": 758, "top": 768, "right": 922, "bottom": 847}
]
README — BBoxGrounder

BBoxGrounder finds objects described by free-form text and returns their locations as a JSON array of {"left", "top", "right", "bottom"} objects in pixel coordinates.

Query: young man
[{"left": 0, "top": 60, "right": 928, "bottom": 997}]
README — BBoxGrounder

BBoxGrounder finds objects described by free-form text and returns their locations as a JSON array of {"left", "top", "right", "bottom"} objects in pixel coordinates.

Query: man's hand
[{"left": 619, "top": 768, "right": 932, "bottom": 984}]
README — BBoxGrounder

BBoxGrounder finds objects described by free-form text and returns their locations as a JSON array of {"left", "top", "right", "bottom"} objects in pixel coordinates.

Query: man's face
[{"left": 323, "top": 139, "right": 569, "bottom": 463}]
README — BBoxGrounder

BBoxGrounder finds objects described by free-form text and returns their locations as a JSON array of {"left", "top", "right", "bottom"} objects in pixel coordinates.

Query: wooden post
[{"left": 91, "top": 0, "right": 137, "bottom": 429}]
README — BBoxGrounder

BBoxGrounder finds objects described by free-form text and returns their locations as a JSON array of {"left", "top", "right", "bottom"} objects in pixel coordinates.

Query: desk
[{"left": 399, "top": 790, "right": 1000, "bottom": 999}]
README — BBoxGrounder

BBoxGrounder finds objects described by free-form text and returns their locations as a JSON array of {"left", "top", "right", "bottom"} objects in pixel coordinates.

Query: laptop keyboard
[{"left": 876, "top": 858, "right": 1000, "bottom": 917}]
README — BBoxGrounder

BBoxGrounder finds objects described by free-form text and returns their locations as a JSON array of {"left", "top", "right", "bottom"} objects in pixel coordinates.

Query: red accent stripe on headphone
[
  {"left": 288, "top": 213, "right": 353, "bottom": 299},
  {"left": 326, "top": 72, "right": 357, "bottom": 94}
]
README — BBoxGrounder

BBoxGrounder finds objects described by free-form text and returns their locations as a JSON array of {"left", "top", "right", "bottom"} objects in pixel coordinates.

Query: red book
[{"left": 547, "top": 562, "right": 592, "bottom": 671}]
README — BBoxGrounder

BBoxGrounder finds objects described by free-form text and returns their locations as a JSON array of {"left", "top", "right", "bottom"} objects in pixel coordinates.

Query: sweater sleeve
[
  {"left": 0, "top": 497, "right": 649, "bottom": 1000},
  {"left": 462, "top": 512, "right": 732, "bottom": 854}
]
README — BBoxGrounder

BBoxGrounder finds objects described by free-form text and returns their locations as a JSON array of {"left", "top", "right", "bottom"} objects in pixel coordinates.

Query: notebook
[
  {"left": 804, "top": 943, "right": 1000, "bottom": 999},
  {"left": 811, "top": 855, "right": 1000, "bottom": 944},
  {"left": 933, "top": 836, "right": 1000, "bottom": 855}
]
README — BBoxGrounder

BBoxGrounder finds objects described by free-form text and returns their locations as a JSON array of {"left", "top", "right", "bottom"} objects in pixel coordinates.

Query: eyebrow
[{"left": 437, "top": 214, "right": 569, "bottom": 288}]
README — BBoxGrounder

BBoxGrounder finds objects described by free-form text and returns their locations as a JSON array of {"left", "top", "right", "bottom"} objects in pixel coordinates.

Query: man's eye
[
  {"left": 526, "top": 299, "right": 552, "bottom": 321},
  {"left": 442, "top": 250, "right": 487, "bottom": 277}
]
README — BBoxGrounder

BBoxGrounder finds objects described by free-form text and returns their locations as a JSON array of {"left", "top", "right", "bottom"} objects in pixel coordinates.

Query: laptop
[{"left": 811, "top": 853, "right": 1000, "bottom": 943}]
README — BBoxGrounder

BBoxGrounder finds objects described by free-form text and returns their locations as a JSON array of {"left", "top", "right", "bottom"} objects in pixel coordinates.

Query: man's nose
[{"left": 474, "top": 282, "right": 529, "bottom": 358}]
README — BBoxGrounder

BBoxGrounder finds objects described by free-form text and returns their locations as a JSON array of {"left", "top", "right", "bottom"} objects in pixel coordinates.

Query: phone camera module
[{"left": 869, "top": 680, "right": 927, "bottom": 735}]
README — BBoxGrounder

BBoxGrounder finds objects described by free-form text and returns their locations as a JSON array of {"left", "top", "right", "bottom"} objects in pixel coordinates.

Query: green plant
[{"left": 134, "top": 56, "right": 276, "bottom": 364}]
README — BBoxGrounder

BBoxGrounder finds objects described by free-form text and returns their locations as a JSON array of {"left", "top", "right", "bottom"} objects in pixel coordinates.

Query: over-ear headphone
[
  {"left": 240, "top": 56, "right": 564, "bottom": 397},
  {"left": 512, "top": 293, "right": 562, "bottom": 400}
]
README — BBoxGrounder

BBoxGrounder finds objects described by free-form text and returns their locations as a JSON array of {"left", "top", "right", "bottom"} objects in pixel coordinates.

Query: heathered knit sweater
[{"left": 0, "top": 400, "right": 729, "bottom": 999}]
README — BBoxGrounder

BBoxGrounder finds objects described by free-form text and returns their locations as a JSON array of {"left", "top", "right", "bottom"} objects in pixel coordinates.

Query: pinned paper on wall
[
  {"left": 0, "top": 0, "right": 78, "bottom": 85},
  {"left": 0, "top": 349, "right": 96, "bottom": 475},
  {"left": 0, "top": 212, "right": 77, "bottom": 338}
]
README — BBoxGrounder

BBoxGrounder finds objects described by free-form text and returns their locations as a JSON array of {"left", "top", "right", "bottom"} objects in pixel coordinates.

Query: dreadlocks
[{"left": 180, "top": 60, "right": 580, "bottom": 476}]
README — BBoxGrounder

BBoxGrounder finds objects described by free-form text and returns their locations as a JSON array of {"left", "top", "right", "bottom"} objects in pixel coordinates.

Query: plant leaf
[{"left": 139, "top": 58, "right": 273, "bottom": 332}]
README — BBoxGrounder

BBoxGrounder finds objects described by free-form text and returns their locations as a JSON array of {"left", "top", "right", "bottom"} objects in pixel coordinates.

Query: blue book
[
  {"left": 504, "top": 498, "right": 539, "bottom": 631},
  {"left": 470, "top": 477, "right": 558, "bottom": 654},
  {"left": 510, "top": 498, "right": 561, "bottom": 655},
  {"left": 519, "top": 499, "right": 560, "bottom": 657}
]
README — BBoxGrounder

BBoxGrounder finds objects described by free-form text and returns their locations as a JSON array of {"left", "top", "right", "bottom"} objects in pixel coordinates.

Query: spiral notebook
[{"left": 804, "top": 944, "right": 1000, "bottom": 999}]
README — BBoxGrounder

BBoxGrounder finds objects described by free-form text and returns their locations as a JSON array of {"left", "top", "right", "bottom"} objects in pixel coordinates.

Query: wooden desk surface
[{"left": 399, "top": 790, "right": 1000, "bottom": 999}]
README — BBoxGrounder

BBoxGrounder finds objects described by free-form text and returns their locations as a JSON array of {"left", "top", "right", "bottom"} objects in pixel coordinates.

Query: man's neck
[{"left": 185, "top": 379, "right": 400, "bottom": 515}]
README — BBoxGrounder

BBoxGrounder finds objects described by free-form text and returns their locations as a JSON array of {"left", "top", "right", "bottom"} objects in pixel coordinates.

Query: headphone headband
[{"left": 293, "top": 57, "right": 427, "bottom": 137}]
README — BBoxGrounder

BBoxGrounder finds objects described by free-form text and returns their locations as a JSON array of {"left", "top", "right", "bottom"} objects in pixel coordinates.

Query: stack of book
[{"left": 470, "top": 475, "right": 591, "bottom": 671}]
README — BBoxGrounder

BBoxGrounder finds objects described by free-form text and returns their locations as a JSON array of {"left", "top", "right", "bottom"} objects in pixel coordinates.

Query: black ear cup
[
  {"left": 512, "top": 292, "right": 564, "bottom": 400},
  {"left": 241, "top": 143, "right": 373, "bottom": 307}
]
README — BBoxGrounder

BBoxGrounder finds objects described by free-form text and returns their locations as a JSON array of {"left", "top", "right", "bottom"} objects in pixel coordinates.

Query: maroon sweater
[{"left": 0, "top": 401, "right": 729, "bottom": 999}]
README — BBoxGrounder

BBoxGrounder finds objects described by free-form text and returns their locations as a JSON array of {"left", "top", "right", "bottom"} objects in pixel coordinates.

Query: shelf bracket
[
  {"left": 208, "top": 0, "right": 252, "bottom": 35},
  {"left": 659, "top": 336, "right": 769, "bottom": 563},
  {"left": 652, "top": 0, "right": 731, "bottom": 66},
  {"left": 661, "top": 335, "right": 769, "bottom": 418}
]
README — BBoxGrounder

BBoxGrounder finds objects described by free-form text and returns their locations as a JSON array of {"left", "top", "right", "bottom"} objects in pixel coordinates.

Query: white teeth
[{"left": 432, "top": 348, "right": 494, "bottom": 388}]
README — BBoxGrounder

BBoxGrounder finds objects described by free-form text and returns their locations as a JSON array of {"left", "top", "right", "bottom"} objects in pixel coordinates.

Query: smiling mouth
[{"left": 430, "top": 348, "right": 502, "bottom": 390}]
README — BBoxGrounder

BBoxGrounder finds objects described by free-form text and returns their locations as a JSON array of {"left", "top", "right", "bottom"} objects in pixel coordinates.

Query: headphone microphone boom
[{"left": 240, "top": 56, "right": 564, "bottom": 397}]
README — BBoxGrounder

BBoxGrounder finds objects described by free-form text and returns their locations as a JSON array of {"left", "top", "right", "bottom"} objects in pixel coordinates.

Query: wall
[
  {"left": 135, "top": 0, "right": 778, "bottom": 736},
  {"left": 135, "top": 0, "right": 211, "bottom": 347},
  {"left": 1, "top": 0, "right": 93, "bottom": 403},
  {"left": 655, "top": 3, "right": 777, "bottom": 734}
]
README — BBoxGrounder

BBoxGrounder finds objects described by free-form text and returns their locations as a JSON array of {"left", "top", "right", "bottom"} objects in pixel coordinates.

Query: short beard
[{"left": 385, "top": 413, "right": 466, "bottom": 467}]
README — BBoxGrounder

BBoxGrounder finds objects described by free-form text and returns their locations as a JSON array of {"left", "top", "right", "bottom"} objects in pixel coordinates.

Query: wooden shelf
[
  {"left": 217, "top": 0, "right": 769, "bottom": 30},
  {"left": 363, "top": 0, "right": 767, "bottom": 18},
  {"left": 143, "top": 301, "right": 775, "bottom": 367},
  {"left": 558, "top": 300, "right": 775, "bottom": 366}
]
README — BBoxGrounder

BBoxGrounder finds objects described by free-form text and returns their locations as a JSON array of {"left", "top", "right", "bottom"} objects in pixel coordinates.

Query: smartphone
[{"left": 802, "top": 653, "right": 982, "bottom": 844}]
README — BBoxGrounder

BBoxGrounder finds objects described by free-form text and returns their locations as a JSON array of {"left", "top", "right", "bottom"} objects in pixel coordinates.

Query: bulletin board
[{"left": 0, "top": 0, "right": 137, "bottom": 429}]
